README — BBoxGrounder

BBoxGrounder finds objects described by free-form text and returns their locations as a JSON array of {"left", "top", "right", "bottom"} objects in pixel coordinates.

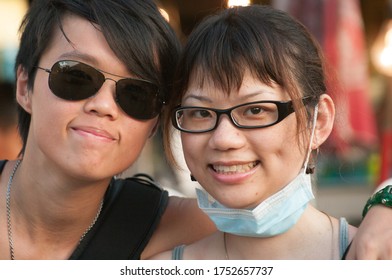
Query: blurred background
[{"left": 1, "top": 0, "right": 392, "bottom": 225}]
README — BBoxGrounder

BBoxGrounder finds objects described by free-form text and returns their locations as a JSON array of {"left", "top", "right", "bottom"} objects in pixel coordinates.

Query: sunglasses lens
[
  {"left": 116, "top": 79, "right": 162, "bottom": 120},
  {"left": 46, "top": 60, "right": 162, "bottom": 120},
  {"left": 49, "top": 61, "right": 104, "bottom": 101}
]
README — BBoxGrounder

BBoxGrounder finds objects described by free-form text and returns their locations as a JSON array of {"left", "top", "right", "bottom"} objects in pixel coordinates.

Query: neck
[
  {"left": 13, "top": 161, "right": 108, "bottom": 223},
  {"left": 4, "top": 159, "right": 109, "bottom": 259}
]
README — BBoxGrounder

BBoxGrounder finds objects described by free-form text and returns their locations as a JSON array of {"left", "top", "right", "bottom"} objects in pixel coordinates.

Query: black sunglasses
[{"left": 35, "top": 60, "right": 163, "bottom": 120}]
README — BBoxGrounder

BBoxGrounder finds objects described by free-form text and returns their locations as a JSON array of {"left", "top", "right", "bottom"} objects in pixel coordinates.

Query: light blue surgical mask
[{"left": 196, "top": 105, "right": 319, "bottom": 238}]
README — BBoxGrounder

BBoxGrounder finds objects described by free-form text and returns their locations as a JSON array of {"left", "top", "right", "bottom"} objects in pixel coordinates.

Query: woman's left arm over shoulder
[
  {"left": 141, "top": 196, "right": 216, "bottom": 259},
  {"left": 345, "top": 182, "right": 392, "bottom": 259},
  {"left": 345, "top": 205, "right": 392, "bottom": 259}
]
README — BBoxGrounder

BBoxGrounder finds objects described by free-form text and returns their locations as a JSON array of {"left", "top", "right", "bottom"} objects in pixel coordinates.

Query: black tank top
[{"left": 0, "top": 160, "right": 6, "bottom": 173}]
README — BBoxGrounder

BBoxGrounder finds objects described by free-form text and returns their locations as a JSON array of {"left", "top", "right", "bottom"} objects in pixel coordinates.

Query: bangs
[{"left": 185, "top": 18, "right": 279, "bottom": 95}]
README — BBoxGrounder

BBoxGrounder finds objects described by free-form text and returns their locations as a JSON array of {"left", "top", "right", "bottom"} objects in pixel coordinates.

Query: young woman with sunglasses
[
  {"left": 154, "top": 5, "right": 360, "bottom": 259},
  {"left": 0, "top": 0, "right": 216, "bottom": 260}
]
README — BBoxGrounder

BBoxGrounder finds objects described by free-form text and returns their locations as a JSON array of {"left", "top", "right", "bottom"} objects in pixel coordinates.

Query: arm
[
  {"left": 345, "top": 205, "right": 392, "bottom": 259},
  {"left": 345, "top": 181, "right": 392, "bottom": 259},
  {"left": 141, "top": 196, "right": 216, "bottom": 259}
]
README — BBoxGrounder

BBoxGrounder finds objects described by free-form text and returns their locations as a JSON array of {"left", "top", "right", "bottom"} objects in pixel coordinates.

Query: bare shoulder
[
  {"left": 141, "top": 196, "right": 216, "bottom": 259},
  {"left": 148, "top": 249, "right": 173, "bottom": 260}
]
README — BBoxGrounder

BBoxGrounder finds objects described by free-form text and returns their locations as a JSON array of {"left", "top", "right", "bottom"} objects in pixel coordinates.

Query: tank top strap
[
  {"left": 0, "top": 160, "right": 7, "bottom": 174},
  {"left": 339, "top": 217, "right": 349, "bottom": 259},
  {"left": 172, "top": 245, "right": 186, "bottom": 260}
]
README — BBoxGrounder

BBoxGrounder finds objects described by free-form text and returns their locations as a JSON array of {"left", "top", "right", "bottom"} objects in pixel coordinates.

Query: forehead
[
  {"left": 41, "top": 13, "right": 130, "bottom": 76},
  {"left": 183, "top": 70, "right": 287, "bottom": 102},
  {"left": 46, "top": 14, "right": 102, "bottom": 55}
]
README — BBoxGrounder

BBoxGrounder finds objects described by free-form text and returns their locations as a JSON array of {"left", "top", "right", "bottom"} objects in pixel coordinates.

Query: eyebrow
[
  {"left": 182, "top": 94, "right": 213, "bottom": 103},
  {"left": 182, "top": 90, "right": 277, "bottom": 104}
]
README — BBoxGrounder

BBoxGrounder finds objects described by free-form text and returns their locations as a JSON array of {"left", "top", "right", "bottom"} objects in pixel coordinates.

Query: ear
[
  {"left": 15, "top": 65, "right": 33, "bottom": 114},
  {"left": 312, "top": 94, "right": 335, "bottom": 149}
]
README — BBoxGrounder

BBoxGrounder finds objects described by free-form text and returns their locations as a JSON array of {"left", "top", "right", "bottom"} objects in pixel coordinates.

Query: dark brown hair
[{"left": 163, "top": 5, "right": 327, "bottom": 166}]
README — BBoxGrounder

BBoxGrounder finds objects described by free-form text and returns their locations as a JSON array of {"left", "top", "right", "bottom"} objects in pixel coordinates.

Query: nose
[
  {"left": 208, "top": 114, "right": 247, "bottom": 151},
  {"left": 83, "top": 79, "right": 120, "bottom": 119}
]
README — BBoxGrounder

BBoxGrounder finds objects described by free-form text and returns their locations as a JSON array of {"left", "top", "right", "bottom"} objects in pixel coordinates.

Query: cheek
[
  {"left": 249, "top": 123, "right": 304, "bottom": 170},
  {"left": 273, "top": 132, "right": 307, "bottom": 174},
  {"left": 181, "top": 134, "right": 204, "bottom": 171},
  {"left": 31, "top": 76, "right": 64, "bottom": 125},
  {"left": 119, "top": 120, "right": 157, "bottom": 162},
  {"left": 31, "top": 92, "right": 69, "bottom": 140},
  {"left": 270, "top": 119, "right": 302, "bottom": 152}
]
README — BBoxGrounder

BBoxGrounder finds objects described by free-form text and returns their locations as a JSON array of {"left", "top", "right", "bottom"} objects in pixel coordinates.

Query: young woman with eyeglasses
[
  {"left": 154, "top": 5, "right": 358, "bottom": 259},
  {"left": 0, "top": 0, "right": 218, "bottom": 260}
]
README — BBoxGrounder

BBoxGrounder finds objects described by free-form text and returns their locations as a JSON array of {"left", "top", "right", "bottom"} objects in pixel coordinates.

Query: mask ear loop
[{"left": 303, "top": 104, "right": 319, "bottom": 175}]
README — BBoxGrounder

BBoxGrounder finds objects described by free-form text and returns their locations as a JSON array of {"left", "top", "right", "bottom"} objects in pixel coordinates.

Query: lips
[
  {"left": 71, "top": 126, "right": 117, "bottom": 141},
  {"left": 211, "top": 161, "right": 259, "bottom": 174}
]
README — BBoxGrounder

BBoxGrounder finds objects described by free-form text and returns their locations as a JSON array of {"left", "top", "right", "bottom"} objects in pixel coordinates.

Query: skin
[
  {"left": 346, "top": 179, "right": 392, "bottom": 259},
  {"left": 151, "top": 71, "right": 358, "bottom": 259},
  {"left": 345, "top": 206, "right": 392, "bottom": 259},
  {"left": 21, "top": 15, "right": 157, "bottom": 181},
  {"left": 181, "top": 74, "right": 306, "bottom": 209},
  {"left": 0, "top": 14, "right": 214, "bottom": 260}
]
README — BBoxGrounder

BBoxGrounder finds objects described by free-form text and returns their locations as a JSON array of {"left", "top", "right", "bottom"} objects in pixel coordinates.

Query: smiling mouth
[{"left": 211, "top": 161, "right": 259, "bottom": 174}]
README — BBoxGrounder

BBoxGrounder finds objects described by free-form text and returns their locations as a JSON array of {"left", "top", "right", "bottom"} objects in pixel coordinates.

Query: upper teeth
[{"left": 213, "top": 162, "right": 257, "bottom": 173}]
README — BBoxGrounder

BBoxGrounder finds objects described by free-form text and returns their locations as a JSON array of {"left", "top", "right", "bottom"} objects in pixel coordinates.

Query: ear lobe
[
  {"left": 15, "top": 65, "right": 32, "bottom": 114},
  {"left": 312, "top": 94, "right": 335, "bottom": 149}
]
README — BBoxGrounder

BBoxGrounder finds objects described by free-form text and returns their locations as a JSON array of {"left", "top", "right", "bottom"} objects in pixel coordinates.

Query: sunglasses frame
[{"left": 35, "top": 60, "right": 163, "bottom": 120}]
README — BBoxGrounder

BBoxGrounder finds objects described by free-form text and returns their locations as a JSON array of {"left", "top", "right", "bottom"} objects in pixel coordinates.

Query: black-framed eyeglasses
[
  {"left": 172, "top": 96, "right": 313, "bottom": 133},
  {"left": 35, "top": 60, "right": 163, "bottom": 120}
]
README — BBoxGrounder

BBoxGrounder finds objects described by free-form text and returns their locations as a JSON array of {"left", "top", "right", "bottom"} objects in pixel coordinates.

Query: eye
[
  {"left": 187, "top": 108, "right": 213, "bottom": 119},
  {"left": 242, "top": 105, "right": 269, "bottom": 118},
  {"left": 238, "top": 103, "right": 276, "bottom": 121},
  {"left": 245, "top": 106, "right": 265, "bottom": 116},
  {"left": 195, "top": 109, "right": 212, "bottom": 118}
]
